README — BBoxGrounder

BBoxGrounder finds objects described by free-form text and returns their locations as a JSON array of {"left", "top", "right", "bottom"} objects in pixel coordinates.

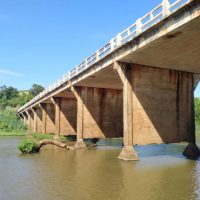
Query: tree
[
  {"left": 29, "top": 84, "right": 44, "bottom": 97},
  {"left": 0, "top": 85, "right": 18, "bottom": 100}
]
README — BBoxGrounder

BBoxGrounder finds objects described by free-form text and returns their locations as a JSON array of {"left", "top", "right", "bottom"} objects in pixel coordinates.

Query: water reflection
[{"left": 0, "top": 137, "right": 200, "bottom": 200}]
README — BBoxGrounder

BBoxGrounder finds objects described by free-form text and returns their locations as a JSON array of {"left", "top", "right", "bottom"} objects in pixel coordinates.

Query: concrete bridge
[{"left": 18, "top": 0, "right": 200, "bottom": 160}]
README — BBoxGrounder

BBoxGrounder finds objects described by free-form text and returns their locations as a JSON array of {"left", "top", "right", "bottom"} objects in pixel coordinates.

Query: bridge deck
[{"left": 18, "top": 0, "right": 200, "bottom": 113}]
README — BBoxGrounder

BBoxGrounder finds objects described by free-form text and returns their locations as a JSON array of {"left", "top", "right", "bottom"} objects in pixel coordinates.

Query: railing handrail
[{"left": 18, "top": 0, "right": 192, "bottom": 113}]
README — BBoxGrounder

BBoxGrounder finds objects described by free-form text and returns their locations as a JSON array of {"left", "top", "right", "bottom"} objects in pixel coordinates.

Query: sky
[{"left": 0, "top": 0, "right": 200, "bottom": 96}]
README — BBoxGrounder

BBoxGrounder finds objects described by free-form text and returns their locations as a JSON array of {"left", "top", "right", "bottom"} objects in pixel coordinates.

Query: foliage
[
  {"left": 31, "top": 133, "right": 54, "bottom": 140},
  {"left": 0, "top": 131, "right": 27, "bottom": 136},
  {"left": 195, "top": 98, "right": 200, "bottom": 126},
  {"left": 0, "top": 85, "right": 18, "bottom": 100},
  {"left": 29, "top": 84, "right": 44, "bottom": 97},
  {"left": 0, "top": 107, "right": 27, "bottom": 132},
  {"left": 18, "top": 133, "right": 67, "bottom": 153},
  {"left": 18, "top": 138, "right": 39, "bottom": 153},
  {"left": 0, "top": 84, "right": 44, "bottom": 110},
  {"left": 0, "top": 84, "right": 44, "bottom": 134}
]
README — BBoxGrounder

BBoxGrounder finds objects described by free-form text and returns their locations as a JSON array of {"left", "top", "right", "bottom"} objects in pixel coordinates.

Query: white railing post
[
  {"left": 96, "top": 51, "right": 100, "bottom": 61},
  {"left": 85, "top": 59, "right": 88, "bottom": 68},
  {"left": 116, "top": 33, "right": 122, "bottom": 47},
  {"left": 136, "top": 18, "right": 142, "bottom": 34},
  {"left": 110, "top": 39, "right": 114, "bottom": 51},
  {"left": 163, "top": 0, "right": 170, "bottom": 17},
  {"left": 75, "top": 66, "right": 78, "bottom": 75}
]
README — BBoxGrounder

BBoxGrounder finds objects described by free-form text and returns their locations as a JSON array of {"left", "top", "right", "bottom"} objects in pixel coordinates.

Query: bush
[{"left": 18, "top": 138, "right": 38, "bottom": 153}]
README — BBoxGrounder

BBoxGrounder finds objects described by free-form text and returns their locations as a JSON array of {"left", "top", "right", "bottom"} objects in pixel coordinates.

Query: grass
[{"left": 0, "top": 131, "right": 28, "bottom": 136}]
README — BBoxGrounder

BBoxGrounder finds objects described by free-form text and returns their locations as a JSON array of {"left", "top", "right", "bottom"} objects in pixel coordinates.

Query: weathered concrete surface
[
  {"left": 72, "top": 86, "right": 123, "bottom": 139},
  {"left": 51, "top": 97, "right": 61, "bottom": 139},
  {"left": 35, "top": 107, "right": 42, "bottom": 133},
  {"left": 28, "top": 110, "right": 34, "bottom": 133},
  {"left": 60, "top": 97, "right": 77, "bottom": 136},
  {"left": 22, "top": 112, "right": 28, "bottom": 127},
  {"left": 45, "top": 103, "right": 55, "bottom": 134},
  {"left": 117, "top": 62, "right": 193, "bottom": 146}
]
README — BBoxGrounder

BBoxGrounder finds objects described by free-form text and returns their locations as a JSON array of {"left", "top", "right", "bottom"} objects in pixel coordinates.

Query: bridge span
[{"left": 18, "top": 0, "right": 200, "bottom": 160}]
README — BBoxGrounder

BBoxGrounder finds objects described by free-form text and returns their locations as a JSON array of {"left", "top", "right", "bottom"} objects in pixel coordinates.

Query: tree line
[
  {"left": 0, "top": 84, "right": 44, "bottom": 133},
  {"left": 0, "top": 84, "right": 44, "bottom": 109}
]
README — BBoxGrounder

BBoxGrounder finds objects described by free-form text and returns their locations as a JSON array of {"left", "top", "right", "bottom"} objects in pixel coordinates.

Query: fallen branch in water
[
  {"left": 18, "top": 137, "right": 99, "bottom": 154},
  {"left": 37, "top": 139, "right": 67, "bottom": 150}
]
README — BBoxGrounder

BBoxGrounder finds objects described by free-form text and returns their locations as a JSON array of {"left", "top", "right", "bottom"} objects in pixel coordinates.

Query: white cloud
[{"left": 0, "top": 69, "right": 23, "bottom": 77}]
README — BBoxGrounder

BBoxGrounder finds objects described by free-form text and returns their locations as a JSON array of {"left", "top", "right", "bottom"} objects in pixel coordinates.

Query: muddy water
[{"left": 0, "top": 137, "right": 200, "bottom": 200}]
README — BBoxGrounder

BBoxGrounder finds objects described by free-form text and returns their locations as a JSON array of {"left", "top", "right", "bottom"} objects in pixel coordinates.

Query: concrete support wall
[
  {"left": 22, "top": 112, "right": 28, "bottom": 127},
  {"left": 51, "top": 97, "right": 61, "bottom": 138},
  {"left": 72, "top": 86, "right": 123, "bottom": 139},
  {"left": 40, "top": 103, "right": 55, "bottom": 134},
  {"left": 26, "top": 110, "right": 34, "bottom": 133},
  {"left": 46, "top": 103, "right": 55, "bottom": 134},
  {"left": 35, "top": 108, "right": 42, "bottom": 133},
  {"left": 60, "top": 98, "right": 77, "bottom": 135},
  {"left": 31, "top": 108, "right": 37, "bottom": 133},
  {"left": 116, "top": 62, "right": 194, "bottom": 146},
  {"left": 41, "top": 104, "right": 47, "bottom": 134}
]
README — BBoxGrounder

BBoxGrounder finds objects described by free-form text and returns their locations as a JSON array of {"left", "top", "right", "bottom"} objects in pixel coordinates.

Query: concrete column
[
  {"left": 71, "top": 86, "right": 86, "bottom": 148},
  {"left": 31, "top": 108, "right": 37, "bottom": 133},
  {"left": 22, "top": 112, "right": 28, "bottom": 126},
  {"left": 114, "top": 62, "right": 139, "bottom": 161},
  {"left": 18, "top": 114, "right": 23, "bottom": 123},
  {"left": 183, "top": 77, "right": 200, "bottom": 158},
  {"left": 39, "top": 103, "right": 47, "bottom": 134},
  {"left": 51, "top": 97, "right": 61, "bottom": 139},
  {"left": 26, "top": 110, "right": 33, "bottom": 134}
]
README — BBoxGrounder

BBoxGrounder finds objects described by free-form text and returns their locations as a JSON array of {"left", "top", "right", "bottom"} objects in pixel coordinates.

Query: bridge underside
[
  {"left": 22, "top": 62, "right": 196, "bottom": 159},
  {"left": 120, "top": 16, "right": 200, "bottom": 74}
]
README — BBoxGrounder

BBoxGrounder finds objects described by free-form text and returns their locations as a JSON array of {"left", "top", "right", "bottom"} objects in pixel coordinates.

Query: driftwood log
[
  {"left": 37, "top": 139, "right": 67, "bottom": 150},
  {"left": 36, "top": 139, "right": 97, "bottom": 152}
]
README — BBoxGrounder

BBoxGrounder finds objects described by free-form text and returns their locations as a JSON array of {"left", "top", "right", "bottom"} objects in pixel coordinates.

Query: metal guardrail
[{"left": 18, "top": 0, "right": 191, "bottom": 113}]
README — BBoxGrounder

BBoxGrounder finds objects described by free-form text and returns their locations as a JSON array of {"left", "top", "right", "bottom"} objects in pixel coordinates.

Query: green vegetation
[
  {"left": 0, "top": 84, "right": 44, "bottom": 109},
  {"left": 0, "top": 84, "right": 44, "bottom": 135},
  {"left": 18, "top": 133, "right": 67, "bottom": 153},
  {"left": 0, "top": 107, "right": 27, "bottom": 133},
  {"left": 18, "top": 138, "right": 39, "bottom": 153},
  {"left": 31, "top": 133, "right": 54, "bottom": 140},
  {"left": 195, "top": 98, "right": 200, "bottom": 127}
]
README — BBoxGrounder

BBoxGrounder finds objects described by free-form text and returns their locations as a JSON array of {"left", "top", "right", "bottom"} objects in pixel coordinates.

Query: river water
[{"left": 0, "top": 137, "right": 200, "bottom": 200}]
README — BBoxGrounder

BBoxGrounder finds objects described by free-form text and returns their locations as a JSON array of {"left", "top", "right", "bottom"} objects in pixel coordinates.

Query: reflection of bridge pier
[{"left": 18, "top": 0, "right": 200, "bottom": 160}]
